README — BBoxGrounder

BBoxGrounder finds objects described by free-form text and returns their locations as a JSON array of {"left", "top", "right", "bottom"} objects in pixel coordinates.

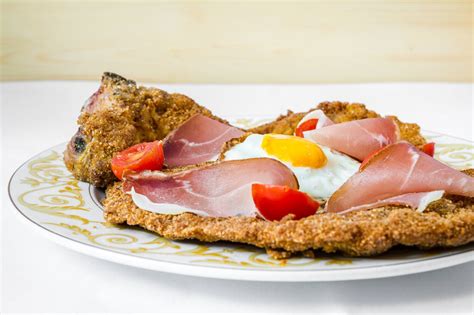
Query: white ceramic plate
[{"left": 8, "top": 125, "right": 474, "bottom": 282}]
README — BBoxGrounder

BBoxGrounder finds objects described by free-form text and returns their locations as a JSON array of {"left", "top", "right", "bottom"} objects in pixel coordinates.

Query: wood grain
[{"left": 1, "top": 0, "right": 472, "bottom": 83}]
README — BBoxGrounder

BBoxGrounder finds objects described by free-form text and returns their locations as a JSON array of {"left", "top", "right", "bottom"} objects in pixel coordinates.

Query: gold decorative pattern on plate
[
  {"left": 10, "top": 128, "right": 473, "bottom": 270},
  {"left": 18, "top": 151, "right": 91, "bottom": 224}
]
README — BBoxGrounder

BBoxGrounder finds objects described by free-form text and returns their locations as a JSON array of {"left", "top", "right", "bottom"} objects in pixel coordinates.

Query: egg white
[{"left": 223, "top": 134, "right": 360, "bottom": 200}]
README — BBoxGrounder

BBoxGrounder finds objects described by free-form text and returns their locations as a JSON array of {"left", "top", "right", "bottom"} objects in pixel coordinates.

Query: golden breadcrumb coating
[
  {"left": 64, "top": 73, "right": 221, "bottom": 187},
  {"left": 104, "top": 175, "right": 474, "bottom": 257}
]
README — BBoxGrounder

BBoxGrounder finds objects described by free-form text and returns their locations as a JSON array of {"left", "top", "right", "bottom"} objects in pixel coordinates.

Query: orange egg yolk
[{"left": 261, "top": 134, "right": 327, "bottom": 168}]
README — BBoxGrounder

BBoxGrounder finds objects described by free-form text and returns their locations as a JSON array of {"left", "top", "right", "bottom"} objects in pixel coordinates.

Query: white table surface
[{"left": 1, "top": 81, "right": 473, "bottom": 313}]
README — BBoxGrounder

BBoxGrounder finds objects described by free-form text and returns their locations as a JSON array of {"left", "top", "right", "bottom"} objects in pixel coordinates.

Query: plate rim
[
  {"left": 11, "top": 208, "right": 474, "bottom": 281},
  {"left": 8, "top": 132, "right": 474, "bottom": 282}
]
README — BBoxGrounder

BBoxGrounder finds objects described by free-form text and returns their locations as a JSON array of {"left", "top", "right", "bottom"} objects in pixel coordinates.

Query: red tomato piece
[
  {"left": 251, "top": 184, "right": 319, "bottom": 221},
  {"left": 111, "top": 141, "right": 164, "bottom": 180},
  {"left": 422, "top": 142, "right": 435, "bottom": 157},
  {"left": 295, "top": 118, "right": 318, "bottom": 137}
]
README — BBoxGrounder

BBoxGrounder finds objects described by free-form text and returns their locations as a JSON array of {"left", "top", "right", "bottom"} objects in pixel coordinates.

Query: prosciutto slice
[
  {"left": 326, "top": 142, "right": 474, "bottom": 213},
  {"left": 163, "top": 114, "right": 245, "bottom": 167},
  {"left": 124, "top": 158, "right": 298, "bottom": 217},
  {"left": 297, "top": 109, "right": 334, "bottom": 130},
  {"left": 304, "top": 117, "right": 399, "bottom": 161}
]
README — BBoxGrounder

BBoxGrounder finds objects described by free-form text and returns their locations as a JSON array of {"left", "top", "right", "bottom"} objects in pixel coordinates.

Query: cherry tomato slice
[
  {"left": 111, "top": 141, "right": 164, "bottom": 180},
  {"left": 422, "top": 142, "right": 435, "bottom": 157},
  {"left": 295, "top": 118, "right": 319, "bottom": 137},
  {"left": 251, "top": 184, "right": 319, "bottom": 221}
]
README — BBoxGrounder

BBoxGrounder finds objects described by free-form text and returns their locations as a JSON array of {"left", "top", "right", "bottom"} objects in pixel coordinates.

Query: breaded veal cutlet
[
  {"left": 64, "top": 73, "right": 472, "bottom": 258},
  {"left": 100, "top": 96, "right": 473, "bottom": 258}
]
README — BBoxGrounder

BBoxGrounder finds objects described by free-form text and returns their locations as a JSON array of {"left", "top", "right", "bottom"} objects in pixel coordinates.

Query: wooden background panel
[{"left": 1, "top": 0, "right": 472, "bottom": 83}]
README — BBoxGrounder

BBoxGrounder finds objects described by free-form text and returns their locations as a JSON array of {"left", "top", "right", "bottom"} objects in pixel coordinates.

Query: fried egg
[{"left": 223, "top": 134, "right": 360, "bottom": 200}]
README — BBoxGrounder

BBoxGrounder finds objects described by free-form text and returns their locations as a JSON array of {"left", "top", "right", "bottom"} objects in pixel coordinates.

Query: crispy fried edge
[{"left": 104, "top": 180, "right": 474, "bottom": 257}]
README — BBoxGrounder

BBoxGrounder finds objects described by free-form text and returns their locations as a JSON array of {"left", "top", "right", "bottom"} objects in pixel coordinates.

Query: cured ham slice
[
  {"left": 163, "top": 114, "right": 245, "bottom": 167},
  {"left": 298, "top": 109, "right": 334, "bottom": 130},
  {"left": 124, "top": 158, "right": 298, "bottom": 217},
  {"left": 304, "top": 117, "right": 399, "bottom": 161},
  {"left": 326, "top": 142, "right": 474, "bottom": 213},
  {"left": 337, "top": 191, "right": 445, "bottom": 214}
]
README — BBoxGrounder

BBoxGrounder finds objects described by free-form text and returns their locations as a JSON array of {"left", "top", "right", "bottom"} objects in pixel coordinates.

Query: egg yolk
[{"left": 261, "top": 134, "right": 327, "bottom": 168}]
